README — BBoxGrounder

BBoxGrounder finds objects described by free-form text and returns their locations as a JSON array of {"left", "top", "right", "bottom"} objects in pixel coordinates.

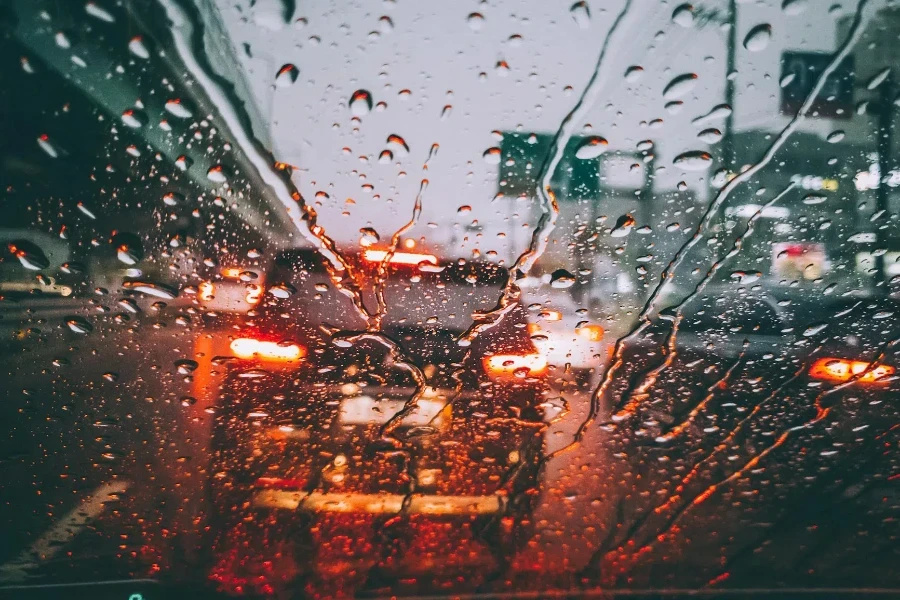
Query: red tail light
[
  {"left": 363, "top": 249, "right": 438, "bottom": 265},
  {"left": 230, "top": 338, "right": 305, "bottom": 361},
  {"left": 809, "top": 357, "right": 895, "bottom": 383},
  {"left": 254, "top": 477, "right": 307, "bottom": 490}
]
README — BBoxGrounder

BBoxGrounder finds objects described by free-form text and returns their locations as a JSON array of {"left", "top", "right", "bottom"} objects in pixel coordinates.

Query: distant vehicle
[{"left": 208, "top": 247, "right": 549, "bottom": 588}]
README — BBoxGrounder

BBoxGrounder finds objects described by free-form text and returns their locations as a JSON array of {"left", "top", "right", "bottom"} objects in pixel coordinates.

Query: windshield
[{"left": 2, "top": 0, "right": 900, "bottom": 597}]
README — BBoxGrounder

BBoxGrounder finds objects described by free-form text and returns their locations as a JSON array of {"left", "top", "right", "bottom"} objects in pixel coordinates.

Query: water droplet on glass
[
  {"left": 672, "top": 4, "right": 694, "bottom": 27},
  {"left": 65, "top": 316, "right": 92, "bottom": 334},
  {"left": 827, "top": 130, "right": 845, "bottom": 143},
  {"left": 730, "top": 270, "right": 762, "bottom": 284},
  {"left": 268, "top": 283, "right": 296, "bottom": 298},
  {"left": 121, "top": 109, "right": 147, "bottom": 128},
  {"left": 85, "top": 2, "right": 115, "bottom": 23},
  {"left": 378, "top": 150, "right": 393, "bottom": 164},
  {"left": 252, "top": 0, "right": 291, "bottom": 30},
  {"left": 495, "top": 60, "right": 510, "bottom": 76},
  {"left": 128, "top": 36, "right": 150, "bottom": 59},
  {"left": 691, "top": 103, "right": 732, "bottom": 126},
  {"left": 780, "top": 73, "right": 796, "bottom": 88},
  {"left": 624, "top": 65, "right": 643, "bottom": 82},
  {"left": 102, "top": 372, "right": 118, "bottom": 382},
  {"left": 77, "top": 202, "right": 97, "bottom": 219},
  {"left": 673, "top": 150, "right": 712, "bottom": 171},
  {"left": 350, "top": 90, "right": 373, "bottom": 116},
  {"left": 8, "top": 240, "right": 49, "bottom": 270},
  {"left": 663, "top": 73, "right": 697, "bottom": 101},
  {"left": 165, "top": 99, "right": 192, "bottom": 118},
  {"left": 803, "top": 323, "right": 828, "bottom": 336},
  {"left": 457, "top": 205, "right": 472, "bottom": 214},
  {"left": 207, "top": 165, "right": 228, "bottom": 183},
  {"left": 275, "top": 63, "right": 299, "bottom": 87},
  {"left": 180, "top": 396, "right": 197, "bottom": 407},
  {"left": 697, "top": 128, "right": 722, "bottom": 144},
  {"left": 440, "top": 105, "right": 452, "bottom": 120},
  {"left": 359, "top": 227, "right": 380, "bottom": 245},
  {"left": 379, "top": 16, "right": 394, "bottom": 33},
  {"left": 575, "top": 136, "right": 608, "bottom": 159},
  {"left": 782, "top": 0, "right": 808, "bottom": 15},
  {"left": 112, "top": 233, "right": 143, "bottom": 265},
  {"left": 162, "top": 192, "right": 184, "bottom": 206},
  {"left": 117, "top": 298, "right": 140, "bottom": 313},
  {"left": 386, "top": 134, "right": 409, "bottom": 156},
  {"left": 467, "top": 12, "right": 485, "bottom": 31},
  {"left": 550, "top": 269, "right": 576, "bottom": 289},
  {"left": 174, "top": 155, "right": 193, "bottom": 171},
  {"left": 867, "top": 67, "right": 891, "bottom": 90},
  {"left": 122, "top": 280, "right": 178, "bottom": 299},
  {"left": 483, "top": 147, "right": 502, "bottom": 164},
  {"left": 743, "top": 24, "right": 772, "bottom": 52},
  {"left": 802, "top": 193, "right": 827, "bottom": 205},
  {"left": 610, "top": 214, "right": 635, "bottom": 238},
  {"left": 55, "top": 32, "right": 71, "bottom": 49},
  {"left": 570, "top": 1, "right": 590, "bottom": 29},
  {"left": 61, "top": 261, "right": 85, "bottom": 275}
]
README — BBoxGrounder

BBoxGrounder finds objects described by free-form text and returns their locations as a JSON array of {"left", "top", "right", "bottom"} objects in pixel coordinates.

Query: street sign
[
  {"left": 498, "top": 132, "right": 601, "bottom": 201},
  {"left": 780, "top": 51, "right": 855, "bottom": 119}
]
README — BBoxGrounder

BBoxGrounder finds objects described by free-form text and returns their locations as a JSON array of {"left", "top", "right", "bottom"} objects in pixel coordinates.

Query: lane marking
[{"left": 0, "top": 480, "right": 129, "bottom": 582}]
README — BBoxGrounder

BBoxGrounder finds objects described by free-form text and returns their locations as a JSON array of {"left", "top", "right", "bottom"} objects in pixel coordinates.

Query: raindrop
[
  {"left": 206, "top": 165, "right": 228, "bottom": 183},
  {"left": 663, "top": 73, "right": 697, "bottom": 101},
  {"left": 121, "top": 109, "right": 147, "bottom": 128},
  {"left": 570, "top": 1, "right": 590, "bottom": 29},
  {"left": 122, "top": 280, "right": 178, "bottom": 299},
  {"left": 803, "top": 323, "right": 828, "bottom": 336},
  {"left": 495, "top": 60, "right": 510, "bottom": 76},
  {"left": 180, "top": 396, "right": 197, "bottom": 407},
  {"left": 8, "top": 240, "right": 49, "bottom": 270},
  {"left": 379, "top": 16, "right": 393, "bottom": 33},
  {"left": 55, "top": 32, "right": 71, "bottom": 49},
  {"left": 85, "top": 2, "right": 115, "bottom": 23},
  {"left": 21, "top": 57, "right": 34, "bottom": 74},
  {"left": 457, "top": 205, "right": 472, "bottom": 214},
  {"left": 743, "top": 24, "right": 772, "bottom": 52},
  {"left": 387, "top": 134, "right": 409, "bottom": 156},
  {"left": 112, "top": 233, "right": 143, "bottom": 265},
  {"left": 624, "top": 65, "right": 644, "bottom": 82},
  {"left": 275, "top": 63, "right": 299, "bottom": 87},
  {"left": 174, "top": 155, "right": 193, "bottom": 171},
  {"left": 349, "top": 90, "right": 373, "bottom": 116},
  {"left": 467, "top": 12, "right": 485, "bottom": 31},
  {"left": 730, "top": 271, "right": 761, "bottom": 284},
  {"left": 672, "top": 4, "right": 694, "bottom": 27},
  {"left": 636, "top": 140, "right": 654, "bottom": 151},
  {"left": 164, "top": 99, "right": 192, "bottom": 118},
  {"left": 782, "top": 0, "right": 807, "bottom": 15},
  {"left": 163, "top": 192, "right": 183, "bottom": 206},
  {"left": 673, "top": 150, "right": 712, "bottom": 171},
  {"left": 252, "top": 0, "right": 291, "bottom": 30},
  {"left": 826, "top": 130, "right": 845, "bottom": 143},
  {"left": 378, "top": 149, "right": 393, "bottom": 164},
  {"left": 117, "top": 298, "right": 140, "bottom": 313},
  {"left": 550, "top": 269, "right": 576, "bottom": 289},
  {"left": 483, "top": 147, "right": 502, "bottom": 164},
  {"left": 610, "top": 214, "right": 635, "bottom": 238},
  {"left": 102, "top": 372, "right": 118, "bottom": 382},
  {"left": 76, "top": 202, "right": 97, "bottom": 219},
  {"left": 440, "top": 105, "right": 452, "bottom": 120},
  {"left": 780, "top": 73, "right": 796, "bottom": 88},
  {"left": 691, "top": 103, "right": 732, "bottom": 125},
  {"left": 65, "top": 316, "right": 92, "bottom": 334},
  {"left": 802, "top": 194, "right": 827, "bottom": 205},
  {"left": 866, "top": 67, "right": 891, "bottom": 91},
  {"left": 697, "top": 128, "right": 722, "bottom": 144},
  {"left": 128, "top": 36, "right": 150, "bottom": 59},
  {"left": 575, "top": 136, "right": 608, "bottom": 159},
  {"left": 268, "top": 283, "right": 296, "bottom": 298},
  {"left": 60, "top": 261, "right": 86, "bottom": 275},
  {"left": 359, "top": 227, "right": 380, "bottom": 245}
]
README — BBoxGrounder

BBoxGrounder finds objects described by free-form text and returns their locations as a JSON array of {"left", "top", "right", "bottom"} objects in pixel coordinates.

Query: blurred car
[
  {"left": 208, "top": 246, "right": 549, "bottom": 589},
  {"left": 520, "top": 276, "right": 609, "bottom": 382}
]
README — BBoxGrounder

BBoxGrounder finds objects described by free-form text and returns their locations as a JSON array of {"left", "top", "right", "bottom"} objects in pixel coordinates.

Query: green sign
[{"left": 498, "top": 132, "right": 601, "bottom": 201}]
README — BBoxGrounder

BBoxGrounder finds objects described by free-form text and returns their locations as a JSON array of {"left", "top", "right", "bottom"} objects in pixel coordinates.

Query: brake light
[
  {"left": 254, "top": 477, "right": 307, "bottom": 490},
  {"left": 230, "top": 338, "right": 305, "bottom": 361},
  {"left": 527, "top": 323, "right": 542, "bottom": 336},
  {"left": 363, "top": 249, "right": 438, "bottom": 265},
  {"left": 540, "top": 310, "right": 562, "bottom": 322},
  {"left": 484, "top": 353, "right": 548, "bottom": 377},
  {"left": 809, "top": 357, "right": 895, "bottom": 383},
  {"left": 221, "top": 267, "right": 242, "bottom": 279},
  {"left": 199, "top": 281, "right": 215, "bottom": 302},
  {"left": 576, "top": 324, "right": 604, "bottom": 341}
]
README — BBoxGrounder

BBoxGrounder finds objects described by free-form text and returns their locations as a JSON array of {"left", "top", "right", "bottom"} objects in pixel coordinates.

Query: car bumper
[{"left": 252, "top": 490, "right": 506, "bottom": 515}]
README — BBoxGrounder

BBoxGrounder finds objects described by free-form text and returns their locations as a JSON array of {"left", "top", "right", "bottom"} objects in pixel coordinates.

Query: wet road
[{"left": 2, "top": 300, "right": 899, "bottom": 596}]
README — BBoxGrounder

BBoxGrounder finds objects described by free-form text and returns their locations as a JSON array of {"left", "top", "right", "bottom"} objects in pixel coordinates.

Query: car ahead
[
  {"left": 608, "top": 287, "right": 796, "bottom": 430},
  {"left": 207, "top": 247, "right": 550, "bottom": 594},
  {"left": 519, "top": 276, "right": 608, "bottom": 383}
]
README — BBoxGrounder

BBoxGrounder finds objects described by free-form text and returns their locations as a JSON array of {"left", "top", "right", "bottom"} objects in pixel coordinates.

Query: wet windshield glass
[{"left": 2, "top": 0, "right": 900, "bottom": 597}]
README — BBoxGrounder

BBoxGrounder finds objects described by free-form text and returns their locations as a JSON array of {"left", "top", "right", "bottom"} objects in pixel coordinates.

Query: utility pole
[
  {"left": 875, "top": 73, "right": 894, "bottom": 292},
  {"left": 721, "top": 0, "right": 738, "bottom": 173}
]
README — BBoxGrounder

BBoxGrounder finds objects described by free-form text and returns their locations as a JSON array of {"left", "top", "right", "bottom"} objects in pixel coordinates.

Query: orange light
[
  {"left": 221, "top": 267, "right": 242, "bottom": 279},
  {"left": 540, "top": 310, "right": 563, "bottom": 322},
  {"left": 199, "top": 281, "right": 215, "bottom": 302},
  {"left": 527, "top": 323, "right": 542, "bottom": 336},
  {"left": 576, "top": 324, "right": 605, "bottom": 342},
  {"left": 809, "top": 357, "right": 895, "bottom": 383},
  {"left": 230, "top": 338, "right": 305, "bottom": 361},
  {"left": 483, "top": 353, "right": 548, "bottom": 377},
  {"left": 363, "top": 249, "right": 437, "bottom": 265},
  {"left": 403, "top": 238, "right": 416, "bottom": 249}
]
